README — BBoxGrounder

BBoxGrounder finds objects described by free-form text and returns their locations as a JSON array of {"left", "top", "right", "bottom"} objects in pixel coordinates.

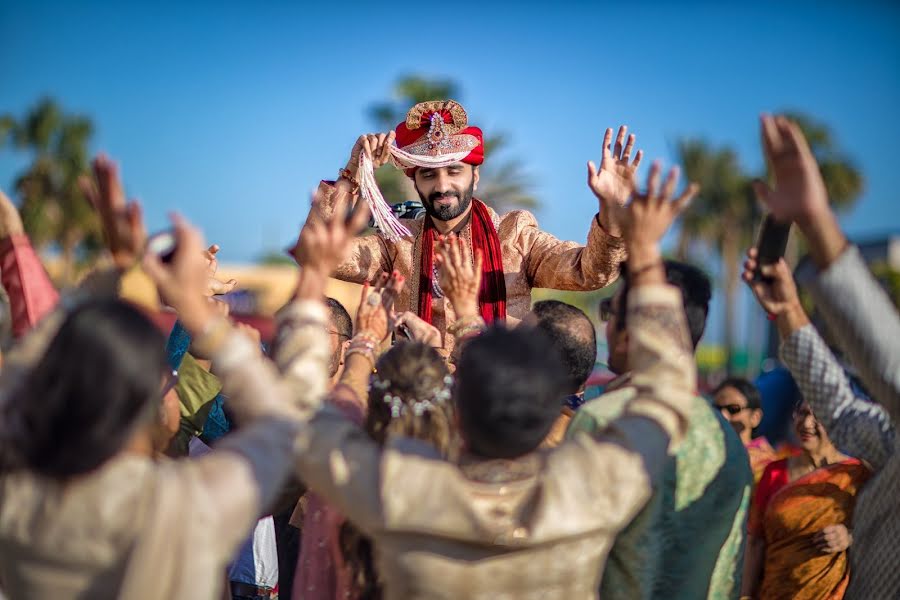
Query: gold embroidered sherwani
[
  {"left": 315, "top": 182, "right": 626, "bottom": 351},
  {"left": 0, "top": 272, "right": 331, "bottom": 600},
  {"left": 292, "top": 283, "right": 697, "bottom": 600}
]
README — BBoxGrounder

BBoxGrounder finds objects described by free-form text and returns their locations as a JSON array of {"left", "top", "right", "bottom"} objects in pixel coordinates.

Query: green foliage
[
  {"left": 367, "top": 75, "right": 539, "bottom": 212},
  {"left": 2, "top": 98, "right": 100, "bottom": 282}
]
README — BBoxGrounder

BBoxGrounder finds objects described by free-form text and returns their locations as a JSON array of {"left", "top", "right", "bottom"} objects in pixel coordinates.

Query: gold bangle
[
  {"left": 448, "top": 315, "right": 485, "bottom": 336},
  {"left": 338, "top": 168, "right": 359, "bottom": 194}
]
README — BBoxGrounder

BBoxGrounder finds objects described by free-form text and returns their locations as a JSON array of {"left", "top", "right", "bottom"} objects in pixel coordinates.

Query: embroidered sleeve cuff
[
  {"left": 590, "top": 213, "right": 627, "bottom": 250},
  {"left": 275, "top": 299, "right": 329, "bottom": 327},
  {"left": 626, "top": 283, "right": 682, "bottom": 309}
]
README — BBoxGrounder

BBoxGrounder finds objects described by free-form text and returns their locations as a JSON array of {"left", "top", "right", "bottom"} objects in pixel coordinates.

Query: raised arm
[
  {"left": 289, "top": 134, "right": 396, "bottom": 284},
  {"left": 743, "top": 250, "right": 894, "bottom": 470},
  {"left": 520, "top": 125, "right": 640, "bottom": 290},
  {"left": 754, "top": 114, "right": 900, "bottom": 421},
  {"left": 559, "top": 162, "right": 699, "bottom": 526},
  {"left": 0, "top": 190, "right": 59, "bottom": 337}
]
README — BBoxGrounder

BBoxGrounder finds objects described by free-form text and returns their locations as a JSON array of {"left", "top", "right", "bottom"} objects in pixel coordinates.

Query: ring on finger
[{"left": 366, "top": 291, "right": 382, "bottom": 306}]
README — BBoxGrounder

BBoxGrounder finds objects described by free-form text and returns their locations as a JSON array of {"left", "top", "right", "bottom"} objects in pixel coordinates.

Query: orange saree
[{"left": 749, "top": 458, "right": 871, "bottom": 600}]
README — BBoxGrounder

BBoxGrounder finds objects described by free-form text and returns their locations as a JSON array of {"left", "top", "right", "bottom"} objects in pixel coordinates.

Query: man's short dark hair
[
  {"left": 325, "top": 297, "right": 352, "bottom": 340},
  {"left": 455, "top": 326, "right": 568, "bottom": 459},
  {"left": 617, "top": 260, "right": 712, "bottom": 349},
  {"left": 714, "top": 377, "right": 762, "bottom": 410},
  {"left": 530, "top": 300, "right": 597, "bottom": 395}
]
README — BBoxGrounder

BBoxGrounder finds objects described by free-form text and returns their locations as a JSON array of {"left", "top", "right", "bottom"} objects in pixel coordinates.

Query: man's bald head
[{"left": 529, "top": 300, "right": 597, "bottom": 395}]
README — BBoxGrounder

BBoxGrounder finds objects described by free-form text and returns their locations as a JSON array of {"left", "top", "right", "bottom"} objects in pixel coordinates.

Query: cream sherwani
[
  {"left": 0, "top": 278, "right": 330, "bottom": 600},
  {"left": 292, "top": 283, "right": 697, "bottom": 600},
  {"left": 314, "top": 182, "right": 627, "bottom": 352}
]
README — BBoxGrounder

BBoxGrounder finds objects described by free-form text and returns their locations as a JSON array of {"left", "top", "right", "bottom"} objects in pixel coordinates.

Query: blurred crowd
[{"left": 0, "top": 101, "right": 896, "bottom": 600}]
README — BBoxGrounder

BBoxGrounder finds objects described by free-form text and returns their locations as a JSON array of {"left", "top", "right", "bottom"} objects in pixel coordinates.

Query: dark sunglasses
[
  {"left": 162, "top": 369, "right": 180, "bottom": 397},
  {"left": 716, "top": 404, "right": 748, "bottom": 416}
]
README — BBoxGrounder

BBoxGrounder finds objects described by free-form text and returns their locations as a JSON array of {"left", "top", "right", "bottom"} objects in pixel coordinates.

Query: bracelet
[
  {"left": 351, "top": 331, "right": 381, "bottom": 346},
  {"left": 345, "top": 347, "right": 376, "bottom": 369},
  {"left": 447, "top": 315, "right": 485, "bottom": 337},
  {"left": 345, "top": 337, "right": 377, "bottom": 369},
  {"left": 338, "top": 168, "right": 359, "bottom": 194}
]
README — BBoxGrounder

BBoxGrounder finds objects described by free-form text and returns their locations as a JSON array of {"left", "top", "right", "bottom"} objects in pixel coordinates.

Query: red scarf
[{"left": 418, "top": 199, "right": 507, "bottom": 325}]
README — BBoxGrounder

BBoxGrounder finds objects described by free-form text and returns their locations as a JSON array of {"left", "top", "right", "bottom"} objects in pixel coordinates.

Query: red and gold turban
[{"left": 393, "top": 100, "right": 484, "bottom": 174}]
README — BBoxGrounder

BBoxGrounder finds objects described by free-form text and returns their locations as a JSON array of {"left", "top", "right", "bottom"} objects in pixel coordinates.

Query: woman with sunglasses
[
  {"left": 713, "top": 377, "right": 778, "bottom": 484},
  {"left": 740, "top": 399, "right": 870, "bottom": 599}
]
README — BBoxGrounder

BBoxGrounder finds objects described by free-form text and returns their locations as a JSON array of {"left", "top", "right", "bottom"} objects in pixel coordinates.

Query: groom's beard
[{"left": 418, "top": 179, "right": 475, "bottom": 221}]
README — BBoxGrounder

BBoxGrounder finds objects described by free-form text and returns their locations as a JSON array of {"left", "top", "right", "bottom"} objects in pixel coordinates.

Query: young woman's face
[{"left": 792, "top": 401, "right": 828, "bottom": 453}]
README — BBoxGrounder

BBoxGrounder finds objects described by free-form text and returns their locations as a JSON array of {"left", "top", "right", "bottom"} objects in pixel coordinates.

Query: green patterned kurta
[{"left": 566, "top": 379, "right": 752, "bottom": 600}]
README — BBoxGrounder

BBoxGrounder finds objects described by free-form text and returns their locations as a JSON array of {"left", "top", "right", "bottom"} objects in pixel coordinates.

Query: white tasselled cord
[{"left": 356, "top": 145, "right": 472, "bottom": 242}]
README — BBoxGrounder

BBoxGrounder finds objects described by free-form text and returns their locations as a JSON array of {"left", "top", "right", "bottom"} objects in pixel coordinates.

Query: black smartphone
[
  {"left": 753, "top": 214, "right": 791, "bottom": 281},
  {"left": 146, "top": 229, "right": 178, "bottom": 263}
]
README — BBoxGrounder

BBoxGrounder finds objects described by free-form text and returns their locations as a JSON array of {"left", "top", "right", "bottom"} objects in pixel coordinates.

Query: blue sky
[{"left": 2, "top": 1, "right": 899, "bottom": 344}]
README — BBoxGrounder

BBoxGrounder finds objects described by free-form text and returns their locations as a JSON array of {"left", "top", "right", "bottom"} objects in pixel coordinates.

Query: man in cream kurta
[
  {"left": 291, "top": 281, "right": 696, "bottom": 600},
  {"left": 300, "top": 101, "right": 639, "bottom": 353}
]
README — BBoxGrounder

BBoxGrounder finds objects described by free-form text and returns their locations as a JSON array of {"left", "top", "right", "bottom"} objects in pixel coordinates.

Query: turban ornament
[{"left": 357, "top": 100, "right": 484, "bottom": 241}]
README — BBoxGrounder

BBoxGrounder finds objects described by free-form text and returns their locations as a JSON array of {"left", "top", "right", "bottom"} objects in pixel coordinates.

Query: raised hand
[
  {"left": 434, "top": 233, "right": 482, "bottom": 319},
  {"left": 344, "top": 131, "right": 397, "bottom": 179},
  {"left": 203, "top": 244, "right": 237, "bottom": 297},
  {"left": 755, "top": 115, "right": 830, "bottom": 228},
  {"left": 79, "top": 155, "right": 147, "bottom": 270},
  {"left": 292, "top": 186, "right": 371, "bottom": 279},
  {"left": 626, "top": 162, "right": 699, "bottom": 262},
  {"left": 355, "top": 271, "right": 405, "bottom": 343},
  {"left": 741, "top": 248, "right": 802, "bottom": 317},
  {"left": 394, "top": 311, "right": 442, "bottom": 349},
  {"left": 142, "top": 214, "right": 216, "bottom": 334},
  {"left": 588, "top": 126, "right": 643, "bottom": 237},
  {"left": 0, "top": 189, "right": 24, "bottom": 239}
]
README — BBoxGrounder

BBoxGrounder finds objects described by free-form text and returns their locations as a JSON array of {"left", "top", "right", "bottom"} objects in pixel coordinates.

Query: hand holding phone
[{"left": 753, "top": 215, "right": 791, "bottom": 282}]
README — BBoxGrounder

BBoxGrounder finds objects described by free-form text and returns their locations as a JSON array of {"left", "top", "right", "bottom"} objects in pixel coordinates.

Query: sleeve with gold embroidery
[
  {"left": 161, "top": 299, "right": 331, "bottom": 564},
  {"left": 622, "top": 284, "right": 696, "bottom": 450},
  {"left": 512, "top": 210, "right": 626, "bottom": 291},
  {"left": 300, "top": 181, "right": 392, "bottom": 284}
]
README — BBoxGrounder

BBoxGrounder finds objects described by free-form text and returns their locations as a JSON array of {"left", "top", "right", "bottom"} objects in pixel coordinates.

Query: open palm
[
  {"left": 588, "top": 126, "right": 643, "bottom": 236},
  {"left": 755, "top": 115, "right": 829, "bottom": 226}
]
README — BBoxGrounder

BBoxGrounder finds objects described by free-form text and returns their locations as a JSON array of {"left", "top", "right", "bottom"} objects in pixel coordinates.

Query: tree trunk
[
  {"left": 60, "top": 230, "right": 81, "bottom": 287},
  {"left": 721, "top": 233, "right": 741, "bottom": 375}
]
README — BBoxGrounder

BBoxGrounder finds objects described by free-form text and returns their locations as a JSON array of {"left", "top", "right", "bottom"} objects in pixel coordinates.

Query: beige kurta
[
  {"left": 0, "top": 287, "right": 331, "bottom": 600},
  {"left": 314, "top": 182, "right": 627, "bottom": 352},
  {"left": 292, "top": 284, "right": 697, "bottom": 600}
]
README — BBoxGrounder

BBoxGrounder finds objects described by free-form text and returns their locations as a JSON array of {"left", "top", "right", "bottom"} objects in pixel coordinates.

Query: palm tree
[
  {"left": 0, "top": 99, "right": 102, "bottom": 283},
  {"left": 2, "top": 98, "right": 100, "bottom": 283},
  {"left": 675, "top": 140, "right": 759, "bottom": 372},
  {"left": 367, "top": 75, "right": 538, "bottom": 213},
  {"left": 676, "top": 113, "right": 864, "bottom": 373}
]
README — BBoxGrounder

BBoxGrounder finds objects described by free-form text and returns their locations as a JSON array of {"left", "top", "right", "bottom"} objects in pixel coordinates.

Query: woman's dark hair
[
  {"left": 0, "top": 299, "right": 168, "bottom": 478},
  {"left": 340, "top": 341, "right": 455, "bottom": 599},
  {"left": 714, "top": 377, "right": 762, "bottom": 410}
]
